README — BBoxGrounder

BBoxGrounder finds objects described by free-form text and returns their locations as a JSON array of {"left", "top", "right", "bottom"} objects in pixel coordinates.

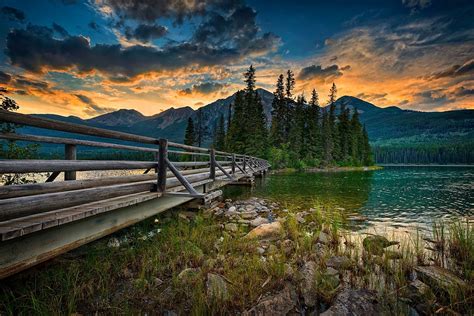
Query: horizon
[{"left": 0, "top": 0, "right": 473, "bottom": 117}]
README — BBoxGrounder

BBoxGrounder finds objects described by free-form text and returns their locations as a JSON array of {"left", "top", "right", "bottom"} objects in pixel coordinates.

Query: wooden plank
[
  {"left": 210, "top": 149, "right": 216, "bottom": 179},
  {"left": 0, "top": 110, "right": 157, "bottom": 144},
  {"left": 0, "top": 133, "right": 159, "bottom": 153},
  {"left": 45, "top": 171, "right": 61, "bottom": 182},
  {"left": 0, "top": 160, "right": 157, "bottom": 173},
  {"left": 166, "top": 158, "right": 200, "bottom": 196},
  {"left": 171, "top": 161, "right": 209, "bottom": 167},
  {"left": 167, "top": 141, "right": 210, "bottom": 153},
  {"left": 157, "top": 139, "right": 167, "bottom": 192}
]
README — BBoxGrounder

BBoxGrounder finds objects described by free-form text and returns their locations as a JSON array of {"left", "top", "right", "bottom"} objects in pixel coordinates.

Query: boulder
[
  {"left": 245, "top": 222, "right": 282, "bottom": 240},
  {"left": 415, "top": 266, "right": 467, "bottom": 293},
  {"left": 300, "top": 261, "right": 317, "bottom": 307},
  {"left": 225, "top": 223, "right": 238, "bottom": 232},
  {"left": 227, "top": 206, "right": 236, "bottom": 213},
  {"left": 241, "top": 211, "right": 258, "bottom": 219},
  {"left": 326, "top": 256, "right": 352, "bottom": 270},
  {"left": 317, "top": 231, "right": 330, "bottom": 245},
  {"left": 321, "top": 289, "right": 379, "bottom": 315},
  {"left": 243, "top": 284, "right": 297, "bottom": 316},
  {"left": 206, "top": 273, "right": 229, "bottom": 301},
  {"left": 250, "top": 217, "right": 270, "bottom": 227},
  {"left": 363, "top": 235, "right": 399, "bottom": 256}
]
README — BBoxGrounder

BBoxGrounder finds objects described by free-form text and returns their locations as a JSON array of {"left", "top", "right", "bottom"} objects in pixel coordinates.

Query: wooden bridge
[{"left": 0, "top": 110, "right": 270, "bottom": 279}]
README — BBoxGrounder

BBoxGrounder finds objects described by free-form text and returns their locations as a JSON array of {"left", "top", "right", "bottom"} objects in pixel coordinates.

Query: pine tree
[
  {"left": 246, "top": 92, "right": 268, "bottom": 157},
  {"left": 362, "top": 125, "right": 373, "bottom": 166},
  {"left": 195, "top": 108, "right": 208, "bottom": 147},
  {"left": 285, "top": 70, "right": 295, "bottom": 99},
  {"left": 349, "top": 107, "right": 362, "bottom": 164},
  {"left": 283, "top": 70, "right": 295, "bottom": 142},
  {"left": 184, "top": 117, "right": 195, "bottom": 146},
  {"left": 270, "top": 74, "right": 286, "bottom": 147},
  {"left": 307, "top": 89, "right": 322, "bottom": 160},
  {"left": 337, "top": 100, "right": 351, "bottom": 163},
  {"left": 288, "top": 94, "right": 306, "bottom": 158},
  {"left": 328, "top": 82, "right": 339, "bottom": 163},
  {"left": 226, "top": 91, "right": 246, "bottom": 153},
  {"left": 321, "top": 108, "right": 333, "bottom": 165},
  {"left": 213, "top": 114, "right": 226, "bottom": 150}
]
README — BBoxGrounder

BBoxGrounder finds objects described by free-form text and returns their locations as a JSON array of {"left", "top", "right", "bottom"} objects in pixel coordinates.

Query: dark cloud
[
  {"left": 402, "top": 0, "right": 432, "bottom": 11},
  {"left": 100, "top": 0, "right": 242, "bottom": 24},
  {"left": 88, "top": 21, "right": 100, "bottom": 31},
  {"left": 297, "top": 64, "right": 346, "bottom": 81},
  {"left": 341, "top": 65, "right": 351, "bottom": 71},
  {"left": 125, "top": 24, "right": 168, "bottom": 42},
  {"left": 180, "top": 81, "right": 226, "bottom": 95},
  {"left": 431, "top": 60, "right": 474, "bottom": 79},
  {"left": 1, "top": 6, "right": 25, "bottom": 21},
  {"left": 0, "top": 71, "right": 12, "bottom": 84},
  {"left": 6, "top": 21, "right": 278, "bottom": 79},
  {"left": 399, "top": 100, "right": 409, "bottom": 106},
  {"left": 453, "top": 86, "right": 474, "bottom": 97},
  {"left": 52, "top": 23, "right": 69, "bottom": 37},
  {"left": 74, "top": 94, "right": 115, "bottom": 116}
]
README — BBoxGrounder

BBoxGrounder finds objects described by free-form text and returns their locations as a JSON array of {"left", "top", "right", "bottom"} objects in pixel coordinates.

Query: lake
[{"left": 223, "top": 166, "right": 474, "bottom": 234}]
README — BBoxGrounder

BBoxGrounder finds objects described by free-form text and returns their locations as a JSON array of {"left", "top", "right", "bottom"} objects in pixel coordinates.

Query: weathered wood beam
[{"left": 0, "top": 160, "right": 157, "bottom": 173}]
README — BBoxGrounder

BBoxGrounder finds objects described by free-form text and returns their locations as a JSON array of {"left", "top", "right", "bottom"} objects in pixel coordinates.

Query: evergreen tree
[
  {"left": 349, "top": 107, "right": 362, "bottom": 164},
  {"left": 246, "top": 92, "right": 268, "bottom": 157},
  {"left": 270, "top": 74, "right": 286, "bottom": 147},
  {"left": 337, "top": 100, "right": 351, "bottom": 163},
  {"left": 213, "top": 114, "right": 226, "bottom": 150},
  {"left": 285, "top": 70, "right": 295, "bottom": 99},
  {"left": 195, "top": 108, "right": 208, "bottom": 147},
  {"left": 362, "top": 125, "right": 373, "bottom": 166},
  {"left": 328, "top": 82, "right": 340, "bottom": 163},
  {"left": 288, "top": 94, "right": 306, "bottom": 158},
  {"left": 184, "top": 117, "right": 195, "bottom": 146},
  {"left": 307, "top": 89, "right": 322, "bottom": 160},
  {"left": 226, "top": 91, "right": 246, "bottom": 153},
  {"left": 321, "top": 108, "right": 333, "bottom": 165},
  {"left": 283, "top": 70, "right": 295, "bottom": 142}
]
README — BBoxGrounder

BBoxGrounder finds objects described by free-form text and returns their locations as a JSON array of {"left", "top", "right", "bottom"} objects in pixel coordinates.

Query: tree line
[{"left": 183, "top": 65, "right": 373, "bottom": 168}]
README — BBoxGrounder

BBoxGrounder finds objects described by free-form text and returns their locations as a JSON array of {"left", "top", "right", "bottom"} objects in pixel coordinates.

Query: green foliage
[
  {"left": 212, "top": 114, "right": 226, "bottom": 150},
  {"left": 267, "top": 145, "right": 290, "bottom": 169},
  {"left": 184, "top": 117, "right": 196, "bottom": 146}
]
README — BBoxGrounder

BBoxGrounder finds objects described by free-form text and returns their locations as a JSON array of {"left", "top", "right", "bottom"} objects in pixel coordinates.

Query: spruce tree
[
  {"left": 337, "top": 100, "right": 351, "bottom": 163},
  {"left": 184, "top": 117, "right": 195, "bottom": 146},
  {"left": 195, "top": 108, "right": 208, "bottom": 147},
  {"left": 226, "top": 91, "right": 246, "bottom": 153},
  {"left": 307, "top": 89, "right": 322, "bottom": 160},
  {"left": 321, "top": 108, "right": 333, "bottom": 165},
  {"left": 270, "top": 74, "right": 285, "bottom": 146},
  {"left": 213, "top": 114, "right": 226, "bottom": 150},
  {"left": 349, "top": 107, "right": 362, "bottom": 164},
  {"left": 328, "top": 83, "right": 339, "bottom": 164},
  {"left": 362, "top": 125, "right": 373, "bottom": 166},
  {"left": 288, "top": 94, "right": 306, "bottom": 158}
]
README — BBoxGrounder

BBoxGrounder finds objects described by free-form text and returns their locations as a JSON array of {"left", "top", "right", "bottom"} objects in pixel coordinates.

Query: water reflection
[{"left": 223, "top": 166, "right": 473, "bottom": 232}]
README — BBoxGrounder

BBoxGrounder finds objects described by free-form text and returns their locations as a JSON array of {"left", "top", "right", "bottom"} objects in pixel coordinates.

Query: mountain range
[{"left": 15, "top": 88, "right": 474, "bottom": 163}]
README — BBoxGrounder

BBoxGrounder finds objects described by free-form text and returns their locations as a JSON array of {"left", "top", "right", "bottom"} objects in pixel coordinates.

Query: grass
[{"left": 0, "top": 202, "right": 472, "bottom": 315}]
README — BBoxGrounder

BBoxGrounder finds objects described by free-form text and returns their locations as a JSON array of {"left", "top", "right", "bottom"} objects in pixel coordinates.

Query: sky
[{"left": 0, "top": 0, "right": 473, "bottom": 117}]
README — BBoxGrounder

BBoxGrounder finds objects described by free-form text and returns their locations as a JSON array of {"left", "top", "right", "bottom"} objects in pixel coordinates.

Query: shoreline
[{"left": 270, "top": 165, "right": 383, "bottom": 174}]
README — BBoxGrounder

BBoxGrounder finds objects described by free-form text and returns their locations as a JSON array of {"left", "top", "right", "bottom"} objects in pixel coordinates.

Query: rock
[
  {"left": 245, "top": 222, "right": 282, "bottom": 240},
  {"left": 321, "top": 289, "right": 379, "bottom": 315},
  {"left": 363, "top": 235, "right": 399, "bottom": 256},
  {"left": 281, "top": 239, "right": 295, "bottom": 256},
  {"left": 406, "top": 280, "right": 432, "bottom": 315},
  {"left": 177, "top": 267, "right": 200, "bottom": 282},
  {"left": 206, "top": 273, "right": 229, "bottom": 301},
  {"left": 256, "top": 247, "right": 265, "bottom": 255},
  {"left": 228, "top": 206, "right": 236, "bottom": 213},
  {"left": 107, "top": 237, "right": 121, "bottom": 248},
  {"left": 415, "top": 266, "right": 467, "bottom": 293},
  {"left": 317, "top": 231, "right": 330, "bottom": 245},
  {"left": 325, "top": 267, "right": 339, "bottom": 277},
  {"left": 152, "top": 277, "right": 164, "bottom": 286},
  {"left": 225, "top": 223, "right": 238, "bottom": 232},
  {"left": 241, "top": 211, "right": 258, "bottom": 219},
  {"left": 245, "top": 204, "right": 255, "bottom": 211},
  {"left": 250, "top": 216, "right": 270, "bottom": 227},
  {"left": 326, "top": 256, "right": 352, "bottom": 270},
  {"left": 243, "top": 284, "right": 297, "bottom": 316},
  {"left": 300, "top": 261, "right": 317, "bottom": 307}
]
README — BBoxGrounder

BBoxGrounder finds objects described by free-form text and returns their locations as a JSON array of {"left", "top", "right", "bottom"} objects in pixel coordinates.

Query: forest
[{"left": 184, "top": 65, "right": 373, "bottom": 169}]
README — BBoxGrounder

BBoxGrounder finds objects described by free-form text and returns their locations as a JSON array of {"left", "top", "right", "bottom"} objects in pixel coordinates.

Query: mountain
[{"left": 10, "top": 89, "right": 474, "bottom": 163}]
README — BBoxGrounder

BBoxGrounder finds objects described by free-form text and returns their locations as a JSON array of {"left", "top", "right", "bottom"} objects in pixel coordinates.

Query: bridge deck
[{"left": 0, "top": 110, "right": 269, "bottom": 278}]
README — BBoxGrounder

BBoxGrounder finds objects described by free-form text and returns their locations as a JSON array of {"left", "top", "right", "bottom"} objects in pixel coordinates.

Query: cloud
[
  {"left": 0, "top": 71, "right": 12, "bottom": 84},
  {"left": 74, "top": 93, "right": 115, "bottom": 115},
  {"left": 179, "top": 81, "right": 226, "bottom": 95},
  {"left": 453, "top": 86, "right": 474, "bottom": 97},
  {"left": 1, "top": 6, "right": 25, "bottom": 21},
  {"left": 124, "top": 24, "right": 168, "bottom": 42},
  {"left": 96, "top": 0, "right": 242, "bottom": 24},
  {"left": 430, "top": 60, "right": 474, "bottom": 79},
  {"left": 52, "top": 23, "right": 69, "bottom": 37},
  {"left": 356, "top": 92, "right": 388, "bottom": 102},
  {"left": 402, "top": 0, "right": 432, "bottom": 11},
  {"left": 6, "top": 20, "right": 279, "bottom": 80},
  {"left": 297, "top": 64, "right": 346, "bottom": 82}
]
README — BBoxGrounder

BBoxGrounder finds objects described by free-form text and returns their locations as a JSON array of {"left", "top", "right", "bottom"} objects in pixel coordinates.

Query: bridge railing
[{"left": 0, "top": 109, "right": 269, "bottom": 238}]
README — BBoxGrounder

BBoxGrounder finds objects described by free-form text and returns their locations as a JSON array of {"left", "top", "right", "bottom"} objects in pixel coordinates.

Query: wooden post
[
  {"left": 231, "top": 154, "right": 236, "bottom": 175},
  {"left": 243, "top": 155, "right": 247, "bottom": 172},
  {"left": 157, "top": 138, "right": 168, "bottom": 192},
  {"left": 64, "top": 144, "right": 76, "bottom": 180},
  {"left": 210, "top": 149, "right": 216, "bottom": 179}
]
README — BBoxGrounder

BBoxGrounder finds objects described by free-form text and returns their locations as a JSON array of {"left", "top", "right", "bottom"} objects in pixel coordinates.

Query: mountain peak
[{"left": 87, "top": 108, "right": 146, "bottom": 127}]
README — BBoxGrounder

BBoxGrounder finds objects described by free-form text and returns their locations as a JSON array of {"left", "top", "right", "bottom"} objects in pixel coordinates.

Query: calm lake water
[{"left": 224, "top": 166, "right": 474, "bottom": 233}]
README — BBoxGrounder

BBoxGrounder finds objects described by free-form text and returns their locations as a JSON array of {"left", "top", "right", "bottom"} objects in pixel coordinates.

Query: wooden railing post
[
  {"left": 231, "top": 154, "right": 236, "bottom": 175},
  {"left": 157, "top": 138, "right": 168, "bottom": 192},
  {"left": 243, "top": 155, "right": 246, "bottom": 172},
  {"left": 210, "top": 149, "right": 216, "bottom": 179},
  {"left": 64, "top": 144, "right": 76, "bottom": 180}
]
